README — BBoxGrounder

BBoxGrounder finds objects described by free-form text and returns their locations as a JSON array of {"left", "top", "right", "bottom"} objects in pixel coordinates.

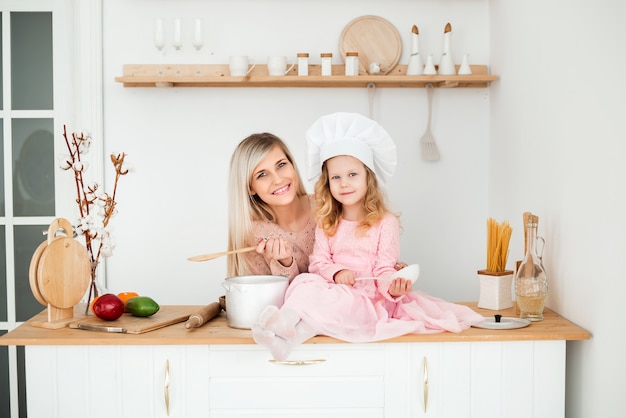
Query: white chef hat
[{"left": 306, "top": 112, "right": 397, "bottom": 184}]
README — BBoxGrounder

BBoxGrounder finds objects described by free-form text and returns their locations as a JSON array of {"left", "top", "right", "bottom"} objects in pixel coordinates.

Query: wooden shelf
[{"left": 115, "top": 64, "right": 497, "bottom": 88}]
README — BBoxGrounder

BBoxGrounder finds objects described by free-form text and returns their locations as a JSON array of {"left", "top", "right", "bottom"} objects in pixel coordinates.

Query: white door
[{"left": 0, "top": 1, "right": 102, "bottom": 417}]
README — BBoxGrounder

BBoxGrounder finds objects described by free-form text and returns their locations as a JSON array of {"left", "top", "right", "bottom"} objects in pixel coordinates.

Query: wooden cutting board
[
  {"left": 339, "top": 15, "right": 402, "bottom": 75},
  {"left": 69, "top": 305, "right": 193, "bottom": 334},
  {"left": 29, "top": 218, "right": 91, "bottom": 327}
]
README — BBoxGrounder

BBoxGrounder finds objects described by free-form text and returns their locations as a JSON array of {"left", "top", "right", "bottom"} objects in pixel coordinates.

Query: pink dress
[{"left": 282, "top": 213, "right": 483, "bottom": 342}]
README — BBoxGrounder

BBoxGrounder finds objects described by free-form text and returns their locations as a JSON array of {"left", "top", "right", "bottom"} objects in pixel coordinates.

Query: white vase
[
  {"left": 407, "top": 54, "right": 423, "bottom": 76},
  {"left": 406, "top": 28, "right": 423, "bottom": 76},
  {"left": 458, "top": 53, "right": 472, "bottom": 75},
  {"left": 438, "top": 29, "right": 456, "bottom": 75},
  {"left": 423, "top": 54, "right": 437, "bottom": 75}
]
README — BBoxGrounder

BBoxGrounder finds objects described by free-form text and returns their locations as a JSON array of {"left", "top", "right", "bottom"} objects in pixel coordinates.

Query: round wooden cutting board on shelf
[{"left": 339, "top": 15, "right": 402, "bottom": 75}]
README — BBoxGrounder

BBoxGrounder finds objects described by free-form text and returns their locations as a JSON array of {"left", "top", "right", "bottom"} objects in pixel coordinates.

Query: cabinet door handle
[
  {"left": 423, "top": 356, "right": 429, "bottom": 413},
  {"left": 164, "top": 359, "right": 170, "bottom": 416},
  {"left": 268, "top": 359, "right": 326, "bottom": 366}
]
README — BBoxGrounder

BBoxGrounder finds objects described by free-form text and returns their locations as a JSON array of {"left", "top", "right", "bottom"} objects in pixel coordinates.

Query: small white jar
[
  {"left": 320, "top": 53, "right": 333, "bottom": 76},
  {"left": 297, "top": 53, "right": 309, "bottom": 76},
  {"left": 345, "top": 52, "right": 359, "bottom": 76}
]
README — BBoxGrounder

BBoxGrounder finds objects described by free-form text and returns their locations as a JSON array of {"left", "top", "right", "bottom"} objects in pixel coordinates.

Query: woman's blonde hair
[
  {"left": 314, "top": 159, "right": 391, "bottom": 237},
  {"left": 227, "top": 133, "right": 307, "bottom": 276}
]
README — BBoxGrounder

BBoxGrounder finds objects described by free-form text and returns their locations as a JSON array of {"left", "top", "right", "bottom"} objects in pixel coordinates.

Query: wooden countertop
[{"left": 0, "top": 303, "right": 590, "bottom": 346}]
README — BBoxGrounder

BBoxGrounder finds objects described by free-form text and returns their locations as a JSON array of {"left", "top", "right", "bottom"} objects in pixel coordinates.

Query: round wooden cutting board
[
  {"left": 29, "top": 241, "right": 49, "bottom": 306},
  {"left": 339, "top": 15, "right": 402, "bottom": 75},
  {"left": 29, "top": 218, "right": 82, "bottom": 307},
  {"left": 37, "top": 236, "right": 90, "bottom": 309},
  {"left": 36, "top": 220, "right": 91, "bottom": 310}
]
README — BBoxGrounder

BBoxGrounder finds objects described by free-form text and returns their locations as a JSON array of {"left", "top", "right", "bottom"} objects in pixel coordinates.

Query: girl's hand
[
  {"left": 333, "top": 269, "right": 356, "bottom": 286},
  {"left": 388, "top": 278, "right": 412, "bottom": 297},
  {"left": 394, "top": 261, "right": 408, "bottom": 270},
  {"left": 256, "top": 237, "right": 293, "bottom": 267}
]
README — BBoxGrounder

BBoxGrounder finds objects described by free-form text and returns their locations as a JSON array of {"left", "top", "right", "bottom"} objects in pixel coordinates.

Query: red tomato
[{"left": 92, "top": 293, "right": 125, "bottom": 321}]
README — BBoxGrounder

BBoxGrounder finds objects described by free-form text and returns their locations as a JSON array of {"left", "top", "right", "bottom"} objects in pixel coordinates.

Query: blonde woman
[{"left": 227, "top": 132, "right": 315, "bottom": 279}]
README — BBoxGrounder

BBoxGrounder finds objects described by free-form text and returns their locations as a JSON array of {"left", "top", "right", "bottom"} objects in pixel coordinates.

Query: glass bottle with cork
[{"left": 515, "top": 214, "right": 548, "bottom": 321}]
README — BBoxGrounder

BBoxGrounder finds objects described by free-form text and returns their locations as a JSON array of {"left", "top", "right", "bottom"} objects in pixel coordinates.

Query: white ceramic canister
[
  {"left": 297, "top": 53, "right": 309, "bottom": 76},
  {"left": 221, "top": 275, "right": 289, "bottom": 329},
  {"left": 477, "top": 270, "right": 514, "bottom": 310},
  {"left": 321, "top": 53, "right": 333, "bottom": 76},
  {"left": 345, "top": 52, "right": 359, "bottom": 76}
]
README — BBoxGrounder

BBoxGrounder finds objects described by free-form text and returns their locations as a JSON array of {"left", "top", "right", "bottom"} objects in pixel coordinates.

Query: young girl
[
  {"left": 227, "top": 132, "right": 315, "bottom": 279},
  {"left": 252, "top": 113, "right": 484, "bottom": 361}
]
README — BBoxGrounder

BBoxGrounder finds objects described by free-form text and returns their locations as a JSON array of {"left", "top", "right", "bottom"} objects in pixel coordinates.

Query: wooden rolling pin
[{"left": 184, "top": 302, "right": 222, "bottom": 329}]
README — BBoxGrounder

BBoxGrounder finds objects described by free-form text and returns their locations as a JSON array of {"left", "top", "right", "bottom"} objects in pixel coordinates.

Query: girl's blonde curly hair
[{"left": 313, "top": 160, "right": 395, "bottom": 237}]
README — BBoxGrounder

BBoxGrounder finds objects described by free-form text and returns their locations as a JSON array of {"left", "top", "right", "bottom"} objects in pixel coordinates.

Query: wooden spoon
[{"left": 187, "top": 246, "right": 256, "bottom": 262}]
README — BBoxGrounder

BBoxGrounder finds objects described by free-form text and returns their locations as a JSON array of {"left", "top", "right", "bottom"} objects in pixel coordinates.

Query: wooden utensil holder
[{"left": 477, "top": 269, "right": 514, "bottom": 310}]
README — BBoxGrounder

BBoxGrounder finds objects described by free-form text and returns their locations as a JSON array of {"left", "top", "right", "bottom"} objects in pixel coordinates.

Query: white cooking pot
[{"left": 221, "top": 275, "right": 289, "bottom": 329}]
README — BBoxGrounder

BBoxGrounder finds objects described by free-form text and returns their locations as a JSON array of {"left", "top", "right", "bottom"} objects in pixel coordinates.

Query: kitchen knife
[{"left": 75, "top": 323, "right": 127, "bottom": 333}]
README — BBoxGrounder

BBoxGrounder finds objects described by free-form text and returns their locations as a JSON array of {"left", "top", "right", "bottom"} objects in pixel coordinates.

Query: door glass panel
[
  {"left": 14, "top": 225, "right": 47, "bottom": 321},
  {"left": 0, "top": 14, "right": 3, "bottom": 110},
  {"left": 0, "top": 119, "right": 4, "bottom": 216},
  {"left": 11, "top": 12, "right": 53, "bottom": 110},
  {"left": 0, "top": 337, "right": 10, "bottom": 418},
  {"left": 12, "top": 119, "right": 55, "bottom": 217},
  {"left": 0, "top": 226, "right": 6, "bottom": 321},
  {"left": 17, "top": 346, "right": 26, "bottom": 418}
]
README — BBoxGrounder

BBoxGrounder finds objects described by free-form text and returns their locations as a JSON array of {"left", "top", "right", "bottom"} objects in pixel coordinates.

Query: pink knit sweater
[{"left": 245, "top": 196, "right": 316, "bottom": 280}]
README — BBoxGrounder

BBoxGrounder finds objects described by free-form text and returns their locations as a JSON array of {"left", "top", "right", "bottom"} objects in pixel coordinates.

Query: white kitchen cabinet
[
  {"left": 25, "top": 345, "right": 210, "bottom": 418},
  {"left": 404, "top": 340, "right": 565, "bottom": 418},
  {"left": 204, "top": 340, "right": 565, "bottom": 418},
  {"left": 209, "top": 344, "right": 387, "bottom": 418},
  {"left": 22, "top": 340, "right": 565, "bottom": 418},
  {"left": 2, "top": 305, "right": 588, "bottom": 418}
]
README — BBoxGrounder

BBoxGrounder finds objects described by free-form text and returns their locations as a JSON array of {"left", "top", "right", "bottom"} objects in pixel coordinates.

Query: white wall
[
  {"left": 94, "top": 0, "right": 626, "bottom": 416},
  {"left": 489, "top": 0, "right": 626, "bottom": 417},
  {"left": 101, "top": 0, "right": 491, "bottom": 304}
]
